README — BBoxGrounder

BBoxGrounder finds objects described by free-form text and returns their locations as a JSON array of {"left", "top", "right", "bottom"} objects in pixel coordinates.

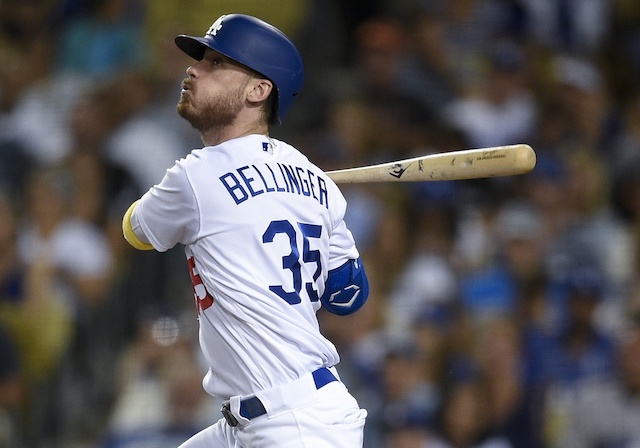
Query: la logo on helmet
[{"left": 207, "top": 15, "right": 226, "bottom": 36}]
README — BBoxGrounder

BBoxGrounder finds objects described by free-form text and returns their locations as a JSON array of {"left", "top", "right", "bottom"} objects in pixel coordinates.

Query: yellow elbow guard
[{"left": 122, "top": 200, "right": 154, "bottom": 251}]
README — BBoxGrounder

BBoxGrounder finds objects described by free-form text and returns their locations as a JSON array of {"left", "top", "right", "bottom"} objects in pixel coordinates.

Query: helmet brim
[{"left": 175, "top": 35, "right": 211, "bottom": 61}]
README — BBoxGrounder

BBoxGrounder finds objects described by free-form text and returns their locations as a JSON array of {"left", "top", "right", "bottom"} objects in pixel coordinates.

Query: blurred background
[{"left": 1, "top": 0, "right": 640, "bottom": 447}]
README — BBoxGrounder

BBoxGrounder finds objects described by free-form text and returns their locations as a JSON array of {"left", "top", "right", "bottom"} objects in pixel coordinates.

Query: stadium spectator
[{"left": 559, "top": 319, "right": 640, "bottom": 447}]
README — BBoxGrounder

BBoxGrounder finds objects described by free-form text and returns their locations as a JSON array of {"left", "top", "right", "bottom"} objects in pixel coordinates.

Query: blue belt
[{"left": 221, "top": 367, "right": 337, "bottom": 426}]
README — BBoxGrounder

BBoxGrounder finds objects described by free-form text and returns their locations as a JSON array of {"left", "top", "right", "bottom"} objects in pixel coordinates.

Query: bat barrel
[
  {"left": 514, "top": 144, "right": 537, "bottom": 173},
  {"left": 325, "top": 144, "right": 537, "bottom": 183}
]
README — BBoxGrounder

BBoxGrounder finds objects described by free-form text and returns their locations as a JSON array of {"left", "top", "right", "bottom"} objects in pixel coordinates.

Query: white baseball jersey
[{"left": 134, "top": 134, "right": 359, "bottom": 400}]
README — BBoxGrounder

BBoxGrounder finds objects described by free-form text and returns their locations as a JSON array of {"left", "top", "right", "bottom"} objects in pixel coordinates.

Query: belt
[{"left": 221, "top": 367, "right": 337, "bottom": 427}]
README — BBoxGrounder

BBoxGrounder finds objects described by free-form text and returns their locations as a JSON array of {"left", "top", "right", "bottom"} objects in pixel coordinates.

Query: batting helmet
[{"left": 175, "top": 14, "right": 304, "bottom": 125}]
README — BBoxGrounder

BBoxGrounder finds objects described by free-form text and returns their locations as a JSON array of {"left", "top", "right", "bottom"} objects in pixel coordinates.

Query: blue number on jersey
[{"left": 262, "top": 220, "right": 322, "bottom": 304}]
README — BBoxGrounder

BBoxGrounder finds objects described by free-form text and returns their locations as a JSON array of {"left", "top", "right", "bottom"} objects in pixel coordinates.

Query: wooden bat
[{"left": 325, "top": 144, "right": 536, "bottom": 183}]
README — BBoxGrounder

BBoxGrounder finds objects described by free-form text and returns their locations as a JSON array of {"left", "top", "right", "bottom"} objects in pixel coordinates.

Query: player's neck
[{"left": 200, "top": 118, "right": 269, "bottom": 147}]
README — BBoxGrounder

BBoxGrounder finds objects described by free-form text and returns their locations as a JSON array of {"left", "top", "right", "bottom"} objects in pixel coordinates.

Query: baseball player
[{"left": 122, "top": 14, "right": 370, "bottom": 448}]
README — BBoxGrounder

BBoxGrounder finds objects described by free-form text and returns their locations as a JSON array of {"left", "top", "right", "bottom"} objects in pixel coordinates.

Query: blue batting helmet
[{"left": 175, "top": 14, "right": 304, "bottom": 125}]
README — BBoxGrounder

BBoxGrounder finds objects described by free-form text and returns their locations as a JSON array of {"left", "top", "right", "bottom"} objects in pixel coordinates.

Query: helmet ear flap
[{"left": 175, "top": 14, "right": 304, "bottom": 125}]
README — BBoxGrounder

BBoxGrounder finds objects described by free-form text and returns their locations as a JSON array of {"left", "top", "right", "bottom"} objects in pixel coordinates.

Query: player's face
[{"left": 177, "top": 49, "right": 254, "bottom": 132}]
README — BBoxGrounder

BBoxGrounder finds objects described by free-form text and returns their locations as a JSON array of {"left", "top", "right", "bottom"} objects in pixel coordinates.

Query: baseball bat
[{"left": 325, "top": 144, "right": 536, "bottom": 183}]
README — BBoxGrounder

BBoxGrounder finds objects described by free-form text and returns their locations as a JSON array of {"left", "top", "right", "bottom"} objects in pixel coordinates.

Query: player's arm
[
  {"left": 122, "top": 199, "right": 154, "bottom": 251},
  {"left": 320, "top": 257, "right": 369, "bottom": 315},
  {"left": 122, "top": 157, "right": 199, "bottom": 252}
]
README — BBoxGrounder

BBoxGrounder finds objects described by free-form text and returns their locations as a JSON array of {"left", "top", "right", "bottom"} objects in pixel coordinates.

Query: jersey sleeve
[
  {"left": 327, "top": 183, "right": 360, "bottom": 270},
  {"left": 135, "top": 158, "right": 200, "bottom": 252}
]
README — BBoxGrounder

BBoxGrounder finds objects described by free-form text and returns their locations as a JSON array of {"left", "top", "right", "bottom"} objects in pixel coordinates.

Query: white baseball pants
[{"left": 178, "top": 368, "right": 367, "bottom": 448}]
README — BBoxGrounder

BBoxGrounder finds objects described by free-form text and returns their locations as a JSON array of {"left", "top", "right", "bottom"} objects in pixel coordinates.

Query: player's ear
[{"left": 246, "top": 78, "right": 273, "bottom": 105}]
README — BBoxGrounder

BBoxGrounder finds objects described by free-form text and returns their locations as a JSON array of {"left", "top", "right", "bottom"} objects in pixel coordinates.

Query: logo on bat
[
  {"left": 389, "top": 164, "right": 406, "bottom": 178},
  {"left": 388, "top": 160, "right": 424, "bottom": 179}
]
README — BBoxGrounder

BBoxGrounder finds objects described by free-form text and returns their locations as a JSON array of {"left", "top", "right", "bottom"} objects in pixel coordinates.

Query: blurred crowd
[{"left": 1, "top": 0, "right": 640, "bottom": 447}]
